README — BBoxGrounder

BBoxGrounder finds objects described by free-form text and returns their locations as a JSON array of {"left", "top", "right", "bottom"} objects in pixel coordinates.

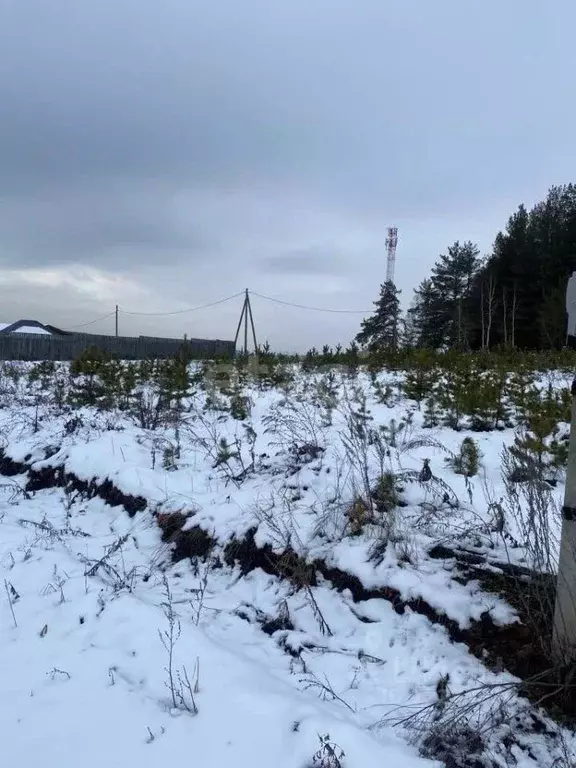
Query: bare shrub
[
  {"left": 4, "top": 579, "right": 18, "bottom": 627},
  {"left": 501, "top": 445, "right": 558, "bottom": 574},
  {"left": 311, "top": 734, "right": 345, "bottom": 768},
  {"left": 79, "top": 534, "right": 143, "bottom": 593},
  {"left": 263, "top": 394, "right": 327, "bottom": 459},
  {"left": 184, "top": 407, "right": 254, "bottom": 487},
  {"left": 252, "top": 493, "right": 300, "bottom": 551},
  {"left": 378, "top": 678, "right": 519, "bottom": 768},
  {"left": 301, "top": 670, "right": 354, "bottom": 713},
  {"left": 131, "top": 387, "right": 167, "bottom": 430},
  {"left": 158, "top": 577, "right": 199, "bottom": 715},
  {"left": 338, "top": 389, "right": 453, "bottom": 542}
]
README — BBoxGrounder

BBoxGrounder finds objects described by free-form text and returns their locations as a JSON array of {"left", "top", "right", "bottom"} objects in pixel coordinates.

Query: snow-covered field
[{"left": 1, "top": 360, "right": 575, "bottom": 767}]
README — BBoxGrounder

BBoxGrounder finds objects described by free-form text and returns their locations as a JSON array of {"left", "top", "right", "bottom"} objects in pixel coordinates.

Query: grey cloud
[
  {"left": 0, "top": 0, "right": 574, "bottom": 347},
  {"left": 0, "top": 182, "right": 212, "bottom": 267},
  {"left": 1, "top": 0, "right": 572, "bottom": 209},
  {"left": 259, "top": 249, "right": 345, "bottom": 276}
]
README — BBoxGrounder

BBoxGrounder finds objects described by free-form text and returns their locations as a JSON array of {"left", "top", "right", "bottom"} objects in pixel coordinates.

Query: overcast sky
[{"left": 0, "top": 1, "right": 574, "bottom": 351}]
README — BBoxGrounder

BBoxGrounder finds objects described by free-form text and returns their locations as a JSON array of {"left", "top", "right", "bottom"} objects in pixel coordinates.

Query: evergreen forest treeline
[{"left": 357, "top": 184, "right": 576, "bottom": 352}]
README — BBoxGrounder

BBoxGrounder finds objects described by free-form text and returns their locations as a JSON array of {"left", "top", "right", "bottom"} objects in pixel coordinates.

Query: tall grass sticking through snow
[{"left": 1, "top": 349, "right": 576, "bottom": 768}]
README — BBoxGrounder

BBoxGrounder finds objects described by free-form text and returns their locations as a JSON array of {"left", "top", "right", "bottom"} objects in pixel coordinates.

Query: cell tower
[{"left": 386, "top": 226, "right": 398, "bottom": 284}]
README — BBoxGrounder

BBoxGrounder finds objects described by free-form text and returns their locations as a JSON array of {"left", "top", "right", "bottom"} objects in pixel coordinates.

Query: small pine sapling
[
  {"left": 437, "top": 364, "right": 473, "bottom": 431},
  {"left": 162, "top": 444, "right": 178, "bottom": 472},
  {"left": 346, "top": 497, "right": 371, "bottom": 536},
  {"left": 423, "top": 394, "right": 441, "bottom": 428},
  {"left": 372, "top": 471, "right": 400, "bottom": 514},
  {"left": 445, "top": 437, "right": 481, "bottom": 478},
  {"left": 380, "top": 418, "right": 406, "bottom": 448},
  {"left": 403, "top": 359, "right": 436, "bottom": 408},
  {"left": 510, "top": 385, "right": 564, "bottom": 477},
  {"left": 213, "top": 437, "right": 238, "bottom": 469}
]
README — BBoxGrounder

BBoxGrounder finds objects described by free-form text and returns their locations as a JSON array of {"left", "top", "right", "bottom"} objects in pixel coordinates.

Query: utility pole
[
  {"left": 115, "top": 305, "right": 119, "bottom": 337},
  {"left": 247, "top": 291, "right": 258, "bottom": 352},
  {"left": 552, "top": 271, "right": 576, "bottom": 660},
  {"left": 244, "top": 290, "right": 248, "bottom": 355},
  {"left": 233, "top": 289, "right": 258, "bottom": 354}
]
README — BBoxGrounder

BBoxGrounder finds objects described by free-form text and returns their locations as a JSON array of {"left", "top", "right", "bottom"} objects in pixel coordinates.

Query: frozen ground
[{"left": 0, "top": 363, "right": 575, "bottom": 767}]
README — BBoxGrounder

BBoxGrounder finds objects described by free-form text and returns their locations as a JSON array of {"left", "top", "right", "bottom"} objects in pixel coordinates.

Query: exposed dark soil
[
  {"left": 0, "top": 449, "right": 147, "bottom": 516},
  {"left": 0, "top": 452, "right": 27, "bottom": 476},
  {"left": 156, "top": 512, "right": 215, "bottom": 562},
  {"left": 223, "top": 530, "right": 576, "bottom": 725},
  {"left": 429, "top": 542, "right": 576, "bottom": 726}
]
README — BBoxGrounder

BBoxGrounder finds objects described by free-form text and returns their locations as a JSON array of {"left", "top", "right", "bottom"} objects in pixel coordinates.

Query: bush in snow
[
  {"left": 158, "top": 577, "right": 199, "bottom": 715},
  {"left": 446, "top": 437, "right": 481, "bottom": 478},
  {"left": 310, "top": 734, "right": 345, "bottom": 768},
  {"left": 402, "top": 350, "right": 437, "bottom": 407},
  {"left": 69, "top": 346, "right": 108, "bottom": 406}
]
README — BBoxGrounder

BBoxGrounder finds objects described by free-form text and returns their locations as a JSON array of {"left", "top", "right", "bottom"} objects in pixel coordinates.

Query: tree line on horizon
[{"left": 356, "top": 183, "right": 576, "bottom": 353}]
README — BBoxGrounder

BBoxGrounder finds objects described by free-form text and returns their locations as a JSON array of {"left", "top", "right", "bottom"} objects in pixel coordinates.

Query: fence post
[
  {"left": 553, "top": 277, "right": 576, "bottom": 660},
  {"left": 552, "top": 379, "right": 576, "bottom": 661}
]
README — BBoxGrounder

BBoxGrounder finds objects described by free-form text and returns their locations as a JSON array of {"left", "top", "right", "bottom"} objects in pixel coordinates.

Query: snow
[
  {"left": 0, "top": 363, "right": 575, "bottom": 767},
  {"left": 14, "top": 325, "right": 52, "bottom": 334},
  {"left": 0, "top": 492, "right": 430, "bottom": 768},
  {"left": 0, "top": 322, "right": 52, "bottom": 334}
]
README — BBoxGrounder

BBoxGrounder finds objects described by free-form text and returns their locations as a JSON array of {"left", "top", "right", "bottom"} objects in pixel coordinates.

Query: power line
[
  {"left": 118, "top": 291, "right": 244, "bottom": 317},
  {"left": 251, "top": 291, "right": 371, "bottom": 315},
  {"left": 61, "top": 288, "right": 371, "bottom": 334},
  {"left": 64, "top": 311, "right": 117, "bottom": 330}
]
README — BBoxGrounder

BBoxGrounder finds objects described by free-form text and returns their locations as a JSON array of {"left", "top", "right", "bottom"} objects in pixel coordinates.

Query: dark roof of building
[{"left": 0, "top": 320, "right": 70, "bottom": 336}]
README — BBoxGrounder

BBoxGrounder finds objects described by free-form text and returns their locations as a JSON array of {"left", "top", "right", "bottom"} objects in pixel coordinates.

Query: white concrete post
[
  {"left": 567, "top": 272, "right": 576, "bottom": 343},
  {"left": 553, "top": 383, "right": 576, "bottom": 661},
  {"left": 552, "top": 272, "right": 576, "bottom": 660}
]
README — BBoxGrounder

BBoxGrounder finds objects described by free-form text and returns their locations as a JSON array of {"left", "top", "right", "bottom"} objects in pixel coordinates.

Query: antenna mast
[{"left": 386, "top": 227, "right": 398, "bottom": 284}]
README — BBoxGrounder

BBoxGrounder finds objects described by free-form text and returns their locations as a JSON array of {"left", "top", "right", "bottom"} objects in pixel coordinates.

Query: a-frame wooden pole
[
  {"left": 244, "top": 289, "right": 249, "bottom": 354},
  {"left": 234, "top": 290, "right": 258, "bottom": 355},
  {"left": 246, "top": 291, "right": 258, "bottom": 353},
  {"left": 234, "top": 296, "right": 247, "bottom": 352}
]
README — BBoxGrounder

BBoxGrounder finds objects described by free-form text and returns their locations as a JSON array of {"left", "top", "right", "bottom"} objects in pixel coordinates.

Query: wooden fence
[{"left": 0, "top": 332, "right": 236, "bottom": 361}]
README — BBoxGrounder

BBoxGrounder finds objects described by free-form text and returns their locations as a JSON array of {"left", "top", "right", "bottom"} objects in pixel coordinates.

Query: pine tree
[
  {"left": 468, "top": 184, "right": 576, "bottom": 350},
  {"left": 429, "top": 240, "right": 480, "bottom": 349},
  {"left": 403, "top": 184, "right": 576, "bottom": 351},
  {"left": 355, "top": 280, "right": 401, "bottom": 352},
  {"left": 399, "top": 305, "right": 419, "bottom": 349},
  {"left": 410, "top": 242, "right": 480, "bottom": 350},
  {"left": 408, "top": 278, "right": 443, "bottom": 348}
]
